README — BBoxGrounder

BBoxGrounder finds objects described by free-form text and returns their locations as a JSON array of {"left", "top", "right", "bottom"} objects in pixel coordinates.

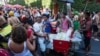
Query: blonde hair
[
  {"left": 73, "top": 15, "right": 79, "bottom": 21},
  {"left": 79, "top": 12, "right": 85, "bottom": 20}
]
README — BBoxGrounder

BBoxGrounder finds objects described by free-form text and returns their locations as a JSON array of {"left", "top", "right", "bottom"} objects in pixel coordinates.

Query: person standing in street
[{"left": 82, "top": 12, "right": 92, "bottom": 55}]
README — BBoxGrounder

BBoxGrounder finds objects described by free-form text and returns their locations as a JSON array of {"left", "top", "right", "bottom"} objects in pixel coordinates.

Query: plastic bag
[
  {"left": 55, "top": 28, "right": 73, "bottom": 41},
  {"left": 55, "top": 32, "right": 70, "bottom": 41},
  {"left": 71, "top": 30, "right": 82, "bottom": 42}
]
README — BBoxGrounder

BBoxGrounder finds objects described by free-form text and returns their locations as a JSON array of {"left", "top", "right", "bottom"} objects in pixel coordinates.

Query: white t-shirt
[
  {"left": 34, "top": 12, "right": 41, "bottom": 17},
  {"left": 42, "top": 11, "right": 50, "bottom": 15},
  {"left": 33, "top": 22, "right": 43, "bottom": 34},
  {"left": 14, "top": 12, "right": 20, "bottom": 17}
]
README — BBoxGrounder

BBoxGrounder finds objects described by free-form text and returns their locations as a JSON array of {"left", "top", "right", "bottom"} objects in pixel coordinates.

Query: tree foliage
[
  {"left": 8, "top": 0, "right": 100, "bottom": 12},
  {"left": 72, "top": 0, "right": 100, "bottom": 12}
]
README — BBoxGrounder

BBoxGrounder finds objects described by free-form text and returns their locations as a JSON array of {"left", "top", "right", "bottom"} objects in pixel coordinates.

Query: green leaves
[
  {"left": 72, "top": 0, "right": 100, "bottom": 12},
  {"left": 8, "top": 0, "right": 100, "bottom": 12}
]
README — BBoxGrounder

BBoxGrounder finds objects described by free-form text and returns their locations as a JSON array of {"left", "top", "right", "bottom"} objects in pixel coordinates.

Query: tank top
[
  {"left": 8, "top": 39, "right": 33, "bottom": 56},
  {"left": 61, "top": 18, "right": 68, "bottom": 31}
]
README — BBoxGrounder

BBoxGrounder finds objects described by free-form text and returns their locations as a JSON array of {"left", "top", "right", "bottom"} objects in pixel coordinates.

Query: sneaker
[{"left": 94, "top": 38, "right": 99, "bottom": 41}]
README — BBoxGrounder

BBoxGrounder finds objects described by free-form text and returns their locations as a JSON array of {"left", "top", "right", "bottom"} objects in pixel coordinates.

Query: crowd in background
[{"left": 0, "top": 6, "right": 100, "bottom": 56}]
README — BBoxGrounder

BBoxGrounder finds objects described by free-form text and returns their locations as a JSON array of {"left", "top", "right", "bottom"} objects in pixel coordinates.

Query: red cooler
[{"left": 53, "top": 40, "right": 71, "bottom": 56}]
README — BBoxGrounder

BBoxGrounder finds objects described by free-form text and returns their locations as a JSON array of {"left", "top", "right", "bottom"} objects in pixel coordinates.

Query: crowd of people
[{"left": 0, "top": 5, "right": 100, "bottom": 56}]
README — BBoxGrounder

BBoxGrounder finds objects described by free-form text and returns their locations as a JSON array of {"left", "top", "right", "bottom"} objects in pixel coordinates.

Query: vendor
[{"left": 60, "top": 12, "right": 71, "bottom": 32}]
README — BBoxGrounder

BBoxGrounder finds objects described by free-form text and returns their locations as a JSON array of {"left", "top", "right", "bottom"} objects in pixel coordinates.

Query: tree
[{"left": 72, "top": 0, "right": 100, "bottom": 12}]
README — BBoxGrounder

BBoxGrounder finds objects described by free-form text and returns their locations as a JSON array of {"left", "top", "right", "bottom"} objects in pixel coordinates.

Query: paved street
[
  {"left": 88, "top": 37, "right": 100, "bottom": 56},
  {"left": 48, "top": 37, "right": 100, "bottom": 56},
  {"left": 75, "top": 37, "right": 100, "bottom": 56}
]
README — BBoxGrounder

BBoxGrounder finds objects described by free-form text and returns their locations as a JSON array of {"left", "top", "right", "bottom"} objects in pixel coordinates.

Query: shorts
[
  {"left": 92, "top": 24, "right": 98, "bottom": 32},
  {"left": 83, "top": 31, "right": 91, "bottom": 48},
  {"left": 84, "top": 37, "right": 91, "bottom": 48}
]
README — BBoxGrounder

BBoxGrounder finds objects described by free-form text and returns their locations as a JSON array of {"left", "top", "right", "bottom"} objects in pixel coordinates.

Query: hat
[
  {"left": 9, "top": 11, "right": 14, "bottom": 16},
  {"left": 74, "top": 11, "right": 79, "bottom": 15}
]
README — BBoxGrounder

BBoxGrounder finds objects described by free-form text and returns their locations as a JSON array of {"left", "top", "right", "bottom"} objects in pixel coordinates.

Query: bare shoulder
[{"left": 9, "top": 41, "right": 24, "bottom": 53}]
